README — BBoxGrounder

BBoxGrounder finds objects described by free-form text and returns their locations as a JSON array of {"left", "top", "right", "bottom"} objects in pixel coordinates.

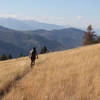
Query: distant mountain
[
  {"left": 0, "top": 40, "right": 26, "bottom": 57},
  {"left": 0, "top": 17, "right": 65, "bottom": 31},
  {"left": 25, "top": 28, "right": 85, "bottom": 49},
  {"left": 0, "top": 25, "right": 84, "bottom": 57}
]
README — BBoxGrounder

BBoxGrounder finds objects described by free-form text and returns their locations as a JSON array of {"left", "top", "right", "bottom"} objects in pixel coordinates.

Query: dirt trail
[{"left": 0, "top": 59, "right": 32, "bottom": 100}]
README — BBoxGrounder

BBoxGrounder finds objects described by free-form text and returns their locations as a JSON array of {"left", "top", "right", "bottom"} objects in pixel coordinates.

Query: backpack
[{"left": 31, "top": 50, "right": 36, "bottom": 59}]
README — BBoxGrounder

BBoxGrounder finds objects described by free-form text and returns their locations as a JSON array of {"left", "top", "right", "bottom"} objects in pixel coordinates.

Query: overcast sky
[{"left": 0, "top": 0, "right": 100, "bottom": 29}]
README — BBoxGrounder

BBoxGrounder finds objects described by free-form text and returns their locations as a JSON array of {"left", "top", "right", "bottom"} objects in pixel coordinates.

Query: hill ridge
[{"left": 0, "top": 25, "right": 84, "bottom": 57}]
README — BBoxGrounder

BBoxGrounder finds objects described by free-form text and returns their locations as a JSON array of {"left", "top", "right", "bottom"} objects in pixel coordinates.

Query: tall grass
[
  {"left": 0, "top": 57, "right": 30, "bottom": 98},
  {"left": 2, "top": 44, "right": 100, "bottom": 100}
]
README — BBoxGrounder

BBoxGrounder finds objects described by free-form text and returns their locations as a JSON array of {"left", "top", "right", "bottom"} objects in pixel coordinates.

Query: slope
[
  {"left": 2, "top": 44, "right": 100, "bottom": 100},
  {"left": 0, "top": 40, "right": 26, "bottom": 57},
  {"left": 27, "top": 28, "right": 84, "bottom": 48},
  {"left": 0, "top": 25, "right": 64, "bottom": 56},
  {"left": 0, "top": 57, "right": 31, "bottom": 99},
  {"left": 0, "top": 25, "right": 84, "bottom": 57}
]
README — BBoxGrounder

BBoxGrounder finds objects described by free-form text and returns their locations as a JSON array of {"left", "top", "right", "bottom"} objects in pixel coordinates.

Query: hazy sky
[{"left": 0, "top": 0, "right": 100, "bottom": 29}]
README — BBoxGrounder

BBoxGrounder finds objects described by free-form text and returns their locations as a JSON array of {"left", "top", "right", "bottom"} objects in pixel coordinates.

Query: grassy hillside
[
  {"left": 2, "top": 44, "right": 100, "bottom": 100},
  {"left": 0, "top": 57, "right": 30, "bottom": 98}
]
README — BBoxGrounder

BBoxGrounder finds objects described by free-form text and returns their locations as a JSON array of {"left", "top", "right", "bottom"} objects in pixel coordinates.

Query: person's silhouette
[{"left": 29, "top": 47, "right": 38, "bottom": 68}]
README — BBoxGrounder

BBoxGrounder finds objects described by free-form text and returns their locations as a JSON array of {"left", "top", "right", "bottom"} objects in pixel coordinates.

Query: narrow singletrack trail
[{"left": 0, "top": 58, "right": 34, "bottom": 100}]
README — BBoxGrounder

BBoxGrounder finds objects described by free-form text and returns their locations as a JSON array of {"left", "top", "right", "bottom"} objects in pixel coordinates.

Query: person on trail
[{"left": 29, "top": 47, "right": 38, "bottom": 68}]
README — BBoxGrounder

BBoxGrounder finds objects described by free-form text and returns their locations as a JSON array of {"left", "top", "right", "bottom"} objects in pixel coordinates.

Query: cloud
[
  {"left": 0, "top": 14, "right": 35, "bottom": 20},
  {"left": 0, "top": 14, "right": 17, "bottom": 18},
  {"left": 77, "top": 16, "right": 83, "bottom": 20}
]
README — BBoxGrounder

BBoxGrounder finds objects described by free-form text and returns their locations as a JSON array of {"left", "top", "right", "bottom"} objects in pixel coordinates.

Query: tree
[
  {"left": 8, "top": 54, "right": 12, "bottom": 59},
  {"left": 0, "top": 53, "right": 7, "bottom": 60},
  {"left": 83, "top": 25, "right": 97, "bottom": 45},
  {"left": 40, "top": 46, "right": 48, "bottom": 54}
]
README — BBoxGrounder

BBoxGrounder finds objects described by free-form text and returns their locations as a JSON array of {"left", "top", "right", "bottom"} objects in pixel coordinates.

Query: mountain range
[
  {"left": 0, "top": 24, "right": 84, "bottom": 57},
  {"left": 0, "top": 17, "right": 65, "bottom": 31}
]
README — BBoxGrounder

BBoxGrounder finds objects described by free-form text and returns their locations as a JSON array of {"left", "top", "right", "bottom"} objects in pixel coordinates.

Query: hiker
[{"left": 29, "top": 47, "right": 38, "bottom": 68}]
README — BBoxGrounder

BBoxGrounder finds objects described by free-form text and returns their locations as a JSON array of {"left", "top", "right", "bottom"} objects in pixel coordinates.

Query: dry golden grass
[
  {"left": 0, "top": 57, "right": 30, "bottom": 96},
  {"left": 2, "top": 44, "right": 100, "bottom": 100}
]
